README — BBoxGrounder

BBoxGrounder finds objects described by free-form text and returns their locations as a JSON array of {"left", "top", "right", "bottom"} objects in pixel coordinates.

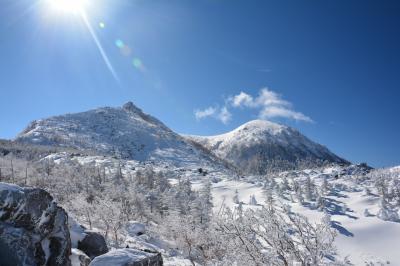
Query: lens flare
[
  {"left": 81, "top": 12, "right": 120, "bottom": 82},
  {"left": 44, "top": 0, "right": 119, "bottom": 83},
  {"left": 115, "top": 39, "right": 124, "bottom": 48},
  {"left": 132, "top": 58, "right": 145, "bottom": 72}
]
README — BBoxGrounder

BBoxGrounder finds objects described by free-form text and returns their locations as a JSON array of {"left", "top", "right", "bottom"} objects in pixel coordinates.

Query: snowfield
[
  {"left": 208, "top": 165, "right": 400, "bottom": 265},
  {"left": 49, "top": 151, "right": 400, "bottom": 265}
]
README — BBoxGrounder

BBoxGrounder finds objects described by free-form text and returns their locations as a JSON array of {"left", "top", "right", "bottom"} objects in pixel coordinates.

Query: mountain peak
[
  {"left": 15, "top": 103, "right": 214, "bottom": 165},
  {"left": 185, "top": 119, "right": 348, "bottom": 174},
  {"left": 122, "top": 101, "right": 141, "bottom": 113},
  {"left": 236, "top": 120, "right": 287, "bottom": 135}
]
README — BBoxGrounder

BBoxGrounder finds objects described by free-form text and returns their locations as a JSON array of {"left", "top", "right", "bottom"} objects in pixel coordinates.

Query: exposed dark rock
[
  {"left": 0, "top": 182, "right": 71, "bottom": 266},
  {"left": 89, "top": 248, "right": 163, "bottom": 266},
  {"left": 78, "top": 230, "right": 108, "bottom": 259}
]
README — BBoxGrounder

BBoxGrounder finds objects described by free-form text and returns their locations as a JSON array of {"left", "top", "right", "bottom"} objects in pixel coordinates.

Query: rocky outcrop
[
  {"left": 78, "top": 230, "right": 108, "bottom": 259},
  {"left": 89, "top": 248, "right": 163, "bottom": 266},
  {"left": 0, "top": 182, "right": 71, "bottom": 266}
]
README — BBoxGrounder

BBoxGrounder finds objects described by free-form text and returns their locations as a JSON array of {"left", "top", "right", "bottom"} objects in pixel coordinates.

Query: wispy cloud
[
  {"left": 194, "top": 87, "right": 313, "bottom": 124},
  {"left": 194, "top": 106, "right": 232, "bottom": 124},
  {"left": 229, "top": 88, "right": 313, "bottom": 123}
]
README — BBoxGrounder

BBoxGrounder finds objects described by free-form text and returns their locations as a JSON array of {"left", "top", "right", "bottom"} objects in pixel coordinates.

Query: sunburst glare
[{"left": 48, "top": 0, "right": 89, "bottom": 14}]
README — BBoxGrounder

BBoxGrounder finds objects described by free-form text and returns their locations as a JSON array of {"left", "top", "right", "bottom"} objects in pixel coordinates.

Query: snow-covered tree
[
  {"left": 216, "top": 201, "right": 338, "bottom": 265},
  {"left": 233, "top": 189, "right": 240, "bottom": 204},
  {"left": 304, "top": 175, "right": 314, "bottom": 201},
  {"left": 249, "top": 194, "right": 258, "bottom": 205}
]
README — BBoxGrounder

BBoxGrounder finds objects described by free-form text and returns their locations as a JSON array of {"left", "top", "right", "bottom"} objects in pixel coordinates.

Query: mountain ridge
[{"left": 15, "top": 102, "right": 348, "bottom": 173}]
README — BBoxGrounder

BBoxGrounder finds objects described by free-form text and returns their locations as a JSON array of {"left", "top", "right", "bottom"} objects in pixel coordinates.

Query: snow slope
[
  {"left": 186, "top": 120, "right": 348, "bottom": 174},
  {"left": 208, "top": 165, "right": 400, "bottom": 265}
]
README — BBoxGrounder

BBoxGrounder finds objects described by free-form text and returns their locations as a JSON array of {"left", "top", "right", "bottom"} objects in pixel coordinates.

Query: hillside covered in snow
[
  {"left": 186, "top": 120, "right": 348, "bottom": 174},
  {"left": 15, "top": 102, "right": 225, "bottom": 169}
]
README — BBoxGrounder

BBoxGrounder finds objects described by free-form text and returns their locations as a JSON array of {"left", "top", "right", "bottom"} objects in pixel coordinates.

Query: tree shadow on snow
[
  {"left": 331, "top": 221, "right": 354, "bottom": 237},
  {"left": 328, "top": 188, "right": 348, "bottom": 199},
  {"left": 324, "top": 198, "right": 358, "bottom": 220}
]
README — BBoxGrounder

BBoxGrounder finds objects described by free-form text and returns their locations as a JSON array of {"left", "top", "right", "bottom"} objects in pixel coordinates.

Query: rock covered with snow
[
  {"left": 89, "top": 248, "right": 163, "bottom": 266},
  {"left": 69, "top": 216, "right": 87, "bottom": 248},
  {"left": 126, "top": 221, "right": 146, "bottom": 237},
  {"left": 71, "top": 248, "right": 91, "bottom": 266},
  {"left": 0, "top": 182, "right": 71, "bottom": 266},
  {"left": 186, "top": 119, "right": 348, "bottom": 174}
]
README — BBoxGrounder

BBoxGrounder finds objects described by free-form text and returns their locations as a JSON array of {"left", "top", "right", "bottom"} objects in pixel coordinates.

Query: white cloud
[
  {"left": 231, "top": 92, "right": 254, "bottom": 108},
  {"left": 194, "top": 106, "right": 232, "bottom": 124},
  {"left": 255, "top": 88, "right": 291, "bottom": 108},
  {"left": 217, "top": 106, "right": 232, "bottom": 124},
  {"left": 259, "top": 106, "right": 313, "bottom": 122},
  {"left": 195, "top": 87, "right": 312, "bottom": 124},
  {"left": 194, "top": 107, "right": 217, "bottom": 120},
  {"left": 229, "top": 87, "right": 313, "bottom": 123}
]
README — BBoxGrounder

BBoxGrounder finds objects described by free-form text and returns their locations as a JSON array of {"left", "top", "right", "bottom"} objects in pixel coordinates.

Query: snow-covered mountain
[
  {"left": 16, "top": 103, "right": 347, "bottom": 173},
  {"left": 15, "top": 102, "right": 220, "bottom": 168},
  {"left": 186, "top": 120, "right": 348, "bottom": 174}
]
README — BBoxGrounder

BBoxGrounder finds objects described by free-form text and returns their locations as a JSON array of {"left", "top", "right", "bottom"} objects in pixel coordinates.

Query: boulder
[
  {"left": 70, "top": 248, "right": 91, "bottom": 266},
  {"left": 124, "top": 235, "right": 161, "bottom": 254},
  {"left": 89, "top": 248, "right": 163, "bottom": 266},
  {"left": 78, "top": 230, "right": 108, "bottom": 259},
  {"left": 0, "top": 182, "right": 71, "bottom": 266}
]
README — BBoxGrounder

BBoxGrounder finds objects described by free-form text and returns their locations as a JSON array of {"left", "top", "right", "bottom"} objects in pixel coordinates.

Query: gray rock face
[
  {"left": 89, "top": 248, "right": 163, "bottom": 266},
  {"left": 0, "top": 182, "right": 71, "bottom": 266},
  {"left": 78, "top": 230, "right": 108, "bottom": 259}
]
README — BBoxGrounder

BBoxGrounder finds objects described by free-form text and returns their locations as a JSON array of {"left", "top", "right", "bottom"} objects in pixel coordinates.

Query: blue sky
[{"left": 0, "top": 0, "right": 399, "bottom": 167}]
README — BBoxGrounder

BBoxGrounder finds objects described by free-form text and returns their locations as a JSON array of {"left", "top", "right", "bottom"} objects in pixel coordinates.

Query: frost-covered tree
[
  {"left": 315, "top": 191, "right": 326, "bottom": 211},
  {"left": 233, "top": 189, "right": 240, "bottom": 204},
  {"left": 281, "top": 176, "right": 290, "bottom": 191},
  {"left": 216, "top": 201, "right": 338, "bottom": 265},
  {"left": 377, "top": 196, "right": 399, "bottom": 222},
  {"left": 249, "top": 194, "right": 258, "bottom": 205},
  {"left": 304, "top": 176, "right": 314, "bottom": 201},
  {"left": 296, "top": 186, "right": 304, "bottom": 205},
  {"left": 321, "top": 177, "right": 330, "bottom": 196}
]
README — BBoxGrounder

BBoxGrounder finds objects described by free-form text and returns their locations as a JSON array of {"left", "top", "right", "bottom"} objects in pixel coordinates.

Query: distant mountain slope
[
  {"left": 15, "top": 102, "right": 220, "bottom": 167},
  {"left": 185, "top": 120, "right": 348, "bottom": 174}
]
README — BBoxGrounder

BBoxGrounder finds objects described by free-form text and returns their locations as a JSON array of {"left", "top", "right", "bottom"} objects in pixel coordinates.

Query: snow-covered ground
[
  {"left": 208, "top": 165, "right": 400, "bottom": 265},
  {"left": 41, "top": 150, "right": 400, "bottom": 265}
]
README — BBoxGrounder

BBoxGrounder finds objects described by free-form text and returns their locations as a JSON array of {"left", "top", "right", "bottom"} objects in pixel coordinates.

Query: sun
[{"left": 49, "top": 0, "right": 88, "bottom": 14}]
